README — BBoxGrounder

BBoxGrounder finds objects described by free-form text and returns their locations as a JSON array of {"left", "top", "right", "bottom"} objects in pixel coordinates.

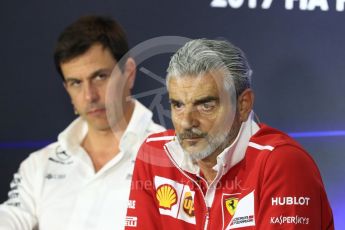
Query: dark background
[{"left": 1, "top": 0, "right": 344, "bottom": 228}]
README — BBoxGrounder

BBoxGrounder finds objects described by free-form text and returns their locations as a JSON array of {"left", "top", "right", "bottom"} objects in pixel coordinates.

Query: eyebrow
[
  {"left": 169, "top": 96, "right": 219, "bottom": 105},
  {"left": 193, "top": 96, "right": 219, "bottom": 105},
  {"left": 89, "top": 68, "right": 112, "bottom": 79},
  {"left": 169, "top": 99, "right": 181, "bottom": 105},
  {"left": 64, "top": 78, "right": 80, "bottom": 83},
  {"left": 64, "top": 68, "right": 112, "bottom": 82}
]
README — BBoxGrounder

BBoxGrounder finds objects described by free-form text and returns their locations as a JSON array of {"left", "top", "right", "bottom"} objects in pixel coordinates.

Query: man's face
[
  {"left": 168, "top": 72, "right": 237, "bottom": 160},
  {"left": 61, "top": 44, "right": 117, "bottom": 131}
]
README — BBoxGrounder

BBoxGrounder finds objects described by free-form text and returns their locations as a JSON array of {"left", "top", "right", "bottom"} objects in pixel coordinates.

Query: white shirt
[{"left": 0, "top": 100, "right": 165, "bottom": 230}]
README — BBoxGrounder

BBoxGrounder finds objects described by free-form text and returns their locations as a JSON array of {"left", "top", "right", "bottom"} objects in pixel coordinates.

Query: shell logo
[{"left": 156, "top": 184, "right": 178, "bottom": 210}]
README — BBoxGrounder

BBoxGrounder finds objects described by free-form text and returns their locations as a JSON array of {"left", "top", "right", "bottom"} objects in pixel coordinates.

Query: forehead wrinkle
[{"left": 169, "top": 74, "right": 221, "bottom": 104}]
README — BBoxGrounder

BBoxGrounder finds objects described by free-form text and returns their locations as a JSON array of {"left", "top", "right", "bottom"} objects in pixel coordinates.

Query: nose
[
  {"left": 180, "top": 106, "right": 199, "bottom": 130},
  {"left": 84, "top": 82, "right": 99, "bottom": 102}
]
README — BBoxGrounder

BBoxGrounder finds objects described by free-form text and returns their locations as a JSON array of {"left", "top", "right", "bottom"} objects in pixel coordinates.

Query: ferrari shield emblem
[{"left": 225, "top": 197, "right": 239, "bottom": 216}]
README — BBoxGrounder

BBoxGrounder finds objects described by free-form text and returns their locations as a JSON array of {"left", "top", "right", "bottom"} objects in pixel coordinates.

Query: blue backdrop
[{"left": 1, "top": 0, "right": 344, "bottom": 228}]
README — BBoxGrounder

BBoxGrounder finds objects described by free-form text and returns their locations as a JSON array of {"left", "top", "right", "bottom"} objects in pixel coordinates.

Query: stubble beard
[
  {"left": 190, "top": 131, "right": 230, "bottom": 161},
  {"left": 178, "top": 120, "right": 241, "bottom": 161},
  {"left": 177, "top": 128, "right": 231, "bottom": 161}
]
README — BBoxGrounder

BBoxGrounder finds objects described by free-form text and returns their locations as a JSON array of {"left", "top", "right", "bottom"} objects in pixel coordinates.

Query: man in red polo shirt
[{"left": 125, "top": 39, "right": 334, "bottom": 229}]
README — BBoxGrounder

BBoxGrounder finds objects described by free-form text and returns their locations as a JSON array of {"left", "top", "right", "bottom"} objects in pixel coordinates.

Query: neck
[
  {"left": 197, "top": 145, "right": 223, "bottom": 184},
  {"left": 197, "top": 119, "right": 242, "bottom": 184},
  {"left": 83, "top": 128, "right": 118, "bottom": 151},
  {"left": 82, "top": 128, "right": 119, "bottom": 172},
  {"left": 197, "top": 158, "right": 217, "bottom": 184},
  {"left": 82, "top": 100, "right": 135, "bottom": 172}
]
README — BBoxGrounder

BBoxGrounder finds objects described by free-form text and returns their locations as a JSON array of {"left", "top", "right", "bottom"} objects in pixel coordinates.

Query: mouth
[
  {"left": 87, "top": 108, "right": 106, "bottom": 116},
  {"left": 183, "top": 136, "right": 202, "bottom": 141},
  {"left": 182, "top": 136, "right": 205, "bottom": 146},
  {"left": 178, "top": 130, "right": 207, "bottom": 146}
]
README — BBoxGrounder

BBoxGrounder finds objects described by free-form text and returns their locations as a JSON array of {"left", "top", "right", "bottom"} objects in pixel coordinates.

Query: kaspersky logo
[
  {"left": 156, "top": 184, "right": 178, "bottom": 210},
  {"left": 225, "top": 197, "right": 239, "bottom": 216}
]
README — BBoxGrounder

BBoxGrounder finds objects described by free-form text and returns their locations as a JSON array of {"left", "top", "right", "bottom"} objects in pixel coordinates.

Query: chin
[
  {"left": 88, "top": 120, "right": 111, "bottom": 131},
  {"left": 184, "top": 145, "right": 214, "bottom": 161},
  {"left": 190, "top": 150, "right": 213, "bottom": 161}
]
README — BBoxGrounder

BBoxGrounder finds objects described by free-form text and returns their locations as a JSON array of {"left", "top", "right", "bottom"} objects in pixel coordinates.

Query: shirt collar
[
  {"left": 57, "top": 117, "right": 88, "bottom": 152},
  {"left": 165, "top": 111, "right": 259, "bottom": 175},
  {"left": 58, "top": 99, "right": 153, "bottom": 155},
  {"left": 119, "top": 99, "right": 153, "bottom": 153},
  {"left": 213, "top": 111, "right": 259, "bottom": 174}
]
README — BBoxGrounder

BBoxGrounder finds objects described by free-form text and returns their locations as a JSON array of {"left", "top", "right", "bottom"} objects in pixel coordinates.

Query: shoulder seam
[
  {"left": 146, "top": 136, "right": 175, "bottom": 143},
  {"left": 248, "top": 142, "right": 275, "bottom": 151}
]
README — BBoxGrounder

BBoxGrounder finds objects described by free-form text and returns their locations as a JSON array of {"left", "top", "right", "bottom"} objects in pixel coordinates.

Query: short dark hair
[{"left": 54, "top": 15, "right": 129, "bottom": 80}]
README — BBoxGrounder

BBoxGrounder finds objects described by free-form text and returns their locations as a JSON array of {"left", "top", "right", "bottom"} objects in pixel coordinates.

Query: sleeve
[
  {"left": 125, "top": 143, "right": 163, "bottom": 230},
  {"left": 0, "top": 154, "right": 40, "bottom": 230},
  {"left": 256, "top": 145, "right": 334, "bottom": 230}
]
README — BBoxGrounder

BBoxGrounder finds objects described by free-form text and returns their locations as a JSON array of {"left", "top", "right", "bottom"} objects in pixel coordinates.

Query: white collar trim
[
  {"left": 165, "top": 111, "right": 259, "bottom": 175},
  {"left": 57, "top": 99, "right": 153, "bottom": 154}
]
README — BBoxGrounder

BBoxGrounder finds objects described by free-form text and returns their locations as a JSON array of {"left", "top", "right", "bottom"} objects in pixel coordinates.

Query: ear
[
  {"left": 124, "top": 57, "right": 136, "bottom": 90},
  {"left": 62, "top": 82, "right": 75, "bottom": 106},
  {"left": 237, "top": 89, "right": 254, "bottom": 122},
  {"left": 63, "top": 81, "right": 72, "bottom": 96},
  {"left": 63, "top": 81, "right": 67, "bottom": 90}
]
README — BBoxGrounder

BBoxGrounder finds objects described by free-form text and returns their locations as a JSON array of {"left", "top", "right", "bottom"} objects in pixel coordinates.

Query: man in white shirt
[{"left": 0, "top": 15, "right": 164, "bottom": 230}]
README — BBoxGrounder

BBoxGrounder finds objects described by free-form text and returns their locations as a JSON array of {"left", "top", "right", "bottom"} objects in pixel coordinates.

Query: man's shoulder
[
  {"left": 135, "top": 130, "right": 175, "bottom": 167},
  {"left": 13, "top": 141, "right": 60, "bottom": 176},
  {"left": 251, "top": 123, "right": 302, "bottom": 149},
  {"left": 143, "top": 130, "right": 175, "bottom": 147},
  {"left": 248, "top": 124, "right": 320, "bottom": 176},
  {"left": 25, "top": 142, "right": 59, "bottom": 162}
]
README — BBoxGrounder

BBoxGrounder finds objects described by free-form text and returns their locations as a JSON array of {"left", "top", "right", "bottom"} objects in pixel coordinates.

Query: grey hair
[{"left": 166, "top": 39, "right": 252, "bottom": 96}]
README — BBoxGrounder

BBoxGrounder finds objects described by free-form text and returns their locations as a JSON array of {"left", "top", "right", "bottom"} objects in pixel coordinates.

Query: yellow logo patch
[
  {"left": 156, "top": 184, "right": 177, "bottom": 210},
  {"left": 183, "top": 192, "right": 195, "bottom": 217},
  {"left": 225, "top": 197, "right": 239, "bottom": 216}
]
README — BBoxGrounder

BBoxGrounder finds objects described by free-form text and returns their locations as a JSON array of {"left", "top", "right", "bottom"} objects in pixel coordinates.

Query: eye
[
  {"left": 68, "top": 80, "right": 81, "bottom": 88},
  {"left": 170, "top": 101, "right": 184, "bottom": 111},
  {"left": 95, "top": 73, "right": 109, "bottom": 81},
  {"left": 198, "top": 101, "right": 216, "bottom": 112}
]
